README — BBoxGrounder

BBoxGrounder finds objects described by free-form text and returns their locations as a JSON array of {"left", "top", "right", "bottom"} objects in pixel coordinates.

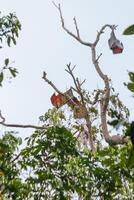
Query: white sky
[{"left": 0, "top": 0, "right": 134, "bottom": 139}]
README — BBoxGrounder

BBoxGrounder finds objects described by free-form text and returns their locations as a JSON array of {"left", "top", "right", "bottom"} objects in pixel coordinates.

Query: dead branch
[
  {"left": 53, "top": 3, "right": 129, "bottom": 146},
  {"left": 0, "top": 110, "right": 46, "bottom": 130},
  {"left": 0, "top": 122, "right": 46, "bottom": 130},
  {"left": 73, "top": 17, "right": 80, "bottom": 38},
  {"left": 65, "top": 63, "right": 80, "bottom": 93},
  {"left": 65, "top": 64, "right": 95, "bottom": 150},
  {"left": 53, "top": 2, "right": 92, "bottom": 47},
  {"left": 42, "top": 70, "right": 81, "bottom": 109},
  {"left": 92, "top": 90, "right": 101, "bottom": 105},
  {"left": 91, "top": 26, "right": 128, "bottom": 145},
  {"left": 42, "top": 71, "right": 62, "bottom": 94},
  {"left": 94, "top": 24, "right": 115, "bottom": 47}
]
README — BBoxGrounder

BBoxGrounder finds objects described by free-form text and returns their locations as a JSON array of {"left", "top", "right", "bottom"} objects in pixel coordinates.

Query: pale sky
[{"left": 0, "top": 0, "right": 134, "bottom": 139}]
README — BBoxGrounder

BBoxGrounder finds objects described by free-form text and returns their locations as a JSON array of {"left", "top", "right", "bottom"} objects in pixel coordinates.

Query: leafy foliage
[
  {"left": 124, "top": 71, "right": 134, "bottom": 93},
  {"left": 17, "top": 125, "right": 134, "bottom": 199},
  {"left": 0, "top": 132, "right": 26, "bottom": 200},
  {"left": 1, "top": 8, "right": 134, "bottom": 200},
  {"left": 0, "top": 13, "right": 21, "bottom": 47}
]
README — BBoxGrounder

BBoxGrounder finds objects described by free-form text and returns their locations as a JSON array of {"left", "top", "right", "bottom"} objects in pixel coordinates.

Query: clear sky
[{"left": 0, "top": 0, "right": 134, "bottom": 139}]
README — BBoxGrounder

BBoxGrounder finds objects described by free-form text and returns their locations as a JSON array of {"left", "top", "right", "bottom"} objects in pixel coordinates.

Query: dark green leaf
[
  {"left": 128, "top": 72, "right": 134, "bottom": 82},
  {"left": 0, "top": 72, "right": 4, "bottom": 84},
  {"left": 11, "top": 37, "right": 16, "bottom": 45},
  {"left": 7, "top": 36, "right": 11, "bottom": 47},
  {"left": 9, "top": 67, "right": 18, "bottom": 77},
  {"left": 127, "top": 82, "right": 134, "bottom": 92},
  {"left": 108, "top": 119, "right": 119, "bottom": 127},
  {"left": 123, "top": 24, "right": 134, "bottom": 35},
  {"left": 5, "top": 58, "right": 9, "bottom": 66}
]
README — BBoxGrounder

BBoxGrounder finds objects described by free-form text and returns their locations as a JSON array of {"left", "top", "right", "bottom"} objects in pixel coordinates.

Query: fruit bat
[
  {"left": 50, "top": 89, "right": 74, "bottom": 108},
  {"left": 50, "top": 93, "right": 62, "bottom": 108},
  {"left": 108, "top": 30, "right": 123, "bottom": 54}
]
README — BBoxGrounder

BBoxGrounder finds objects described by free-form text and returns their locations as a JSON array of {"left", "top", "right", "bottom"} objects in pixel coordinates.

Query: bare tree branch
[
  {"left": 73, "top": 17, "right": 80, "bottom": 38},
  {"left": 42, "top": 71, "right": 62, "bottom": 94},
  {"left": 49, "top": 5, "right": 128, "bottom": 146},
  {"left": 65, "top": 64, "right": 95, "bottom": 150},
  {"left": 91, "top": 90, "right": 102, "bottom": 105},
  {"left": 93, "top": 24, "right": 115, "bottom": 47},
  {"left": 0, "top": 122, "right": 46, "bottom": 130},
  {"left": 91, "top": 26, "right": 128, "bottom": 145},
  {"left": 0, "top": 110, "right": 46, "bottom": 130},
  {"left": 53, "top": 2, "right": 92, "bottom": 47}
]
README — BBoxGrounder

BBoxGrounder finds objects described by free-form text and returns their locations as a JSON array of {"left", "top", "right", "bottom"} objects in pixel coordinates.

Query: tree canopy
[{"left": 0, "top": 4, "right": 134, "bottom": 200}]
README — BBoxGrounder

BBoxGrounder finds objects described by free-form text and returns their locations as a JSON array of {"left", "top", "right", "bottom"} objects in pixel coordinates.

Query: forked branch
[
  {"left": 54, "top": 3, "right": 129, "bottom": 145},
  {"left": 53, "top": 2, "right": 92, "bottom": 47}
]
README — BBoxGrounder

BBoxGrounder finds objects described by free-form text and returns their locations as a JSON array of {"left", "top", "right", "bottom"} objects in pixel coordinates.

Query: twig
[
  {"left": 53, "top": 2, "right": 92, "bottom": 47},
  {"left": 0, "top": 110, "right": 5, "bottom": 122},
  {"left": 73, "top": 17, "right": 80, "bottom": 38},
  {"left": 65, "top": 63, "right": 95, "bottom": 150},
  {"left": 0, "top": 121, "right": 46, "bottom": 130},
  {"left": 0, "top": 110, "right": 46, "bottom": 130},
  {"left": 66, "top": 63, "right": 79, "bottom": 91},
  {"left": 96, "top": 53, "right": 102, "bottom": 63},
  {"left": 92, "top": 90, "right": 101, "bottom": 105},
  {"left": 80, "top": 79, "right": 86, "bottom": 87},
  {"left": 94, "top": 24, "right": 113, "bottom": 47},
  {"left": 11, "top": 152, "right": 21, "bottom": 163},
  {"left": 42, "top": 71, "right": 62, "bottom": 94}
]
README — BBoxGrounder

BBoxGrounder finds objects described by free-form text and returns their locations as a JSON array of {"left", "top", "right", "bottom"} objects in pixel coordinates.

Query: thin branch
[
  {"left": 66, "top": 63, "right": 79, "bottom": 92},
  {"left": 0, "top": 110, "right": 46, "bottom": 130},
  {"left": 70, "top": 86, "right": 79, "bottom": 93},
  {"left": 96, "top": 53, "right": 102, "bottom": 63},
  {"left": 11, "top": 152, "right": 21, "bottom": 163},
  {"left": 80, "top": 79, "right": 86, "bottom": 87},
  {"left": 0, "top": 121, "right": 46, "bottom": 130},
  {"left": 92, "top": 90, "right": 101, "bottom": 105},
  {"left": 0, "top": 110, "right": 5, "bottom": 122},
  {"left": 65, "top": 63, "right": 95, "bottom": 150},
  {"left": 42, "top": 71, "right": 62, "bottom": 94},
  {"left": 94, "top": 24, "right": 113, "bottom": 46},
  {"left": 73, "top": 17, "right": 80, "bottom": 38},
  {"left": 53, "top": 2, "right": 92, "bottom": 47}
]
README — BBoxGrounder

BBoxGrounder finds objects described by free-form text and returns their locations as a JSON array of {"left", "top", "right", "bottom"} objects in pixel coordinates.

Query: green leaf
[
  {"left": 4, "top": 58, "right": 9, "bottom": 66},
  {"left": 11, "top": 37, "right": 16, "bottom": 45},
  {"left": 7, "top": 36, "right": 11, "bottom": 47},
  {"left": 128, "top": 72, "right": 134, "bottom": 82},
  {"left": 0, "top": 72, "right": 4, "bottom": 85},
  {"left": 108, "top": 119, "right": 119, "bottom": 127},
  {"left": 9, "top": 68, "right": 18, "bottom": 77},
  {"left": 127, "top": 82, "right": 134, "bottom": 92},
  {"left": 123, "top": 24, "right": 134, "bottom": 35}
]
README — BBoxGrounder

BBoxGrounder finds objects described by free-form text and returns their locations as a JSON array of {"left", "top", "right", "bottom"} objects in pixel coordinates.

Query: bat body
[{"left": 108, "top": 30, "right": 123, "bottom": 54}]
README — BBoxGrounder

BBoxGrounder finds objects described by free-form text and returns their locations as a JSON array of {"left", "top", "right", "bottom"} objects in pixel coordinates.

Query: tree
[{"left": 0, "top": 4, "right": 134, "bottom": 200}]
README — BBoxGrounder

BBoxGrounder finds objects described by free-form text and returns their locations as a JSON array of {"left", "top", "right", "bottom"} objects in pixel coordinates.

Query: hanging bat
[{"left": 108, "top": 30, "right": 123, "bottom": 54}]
